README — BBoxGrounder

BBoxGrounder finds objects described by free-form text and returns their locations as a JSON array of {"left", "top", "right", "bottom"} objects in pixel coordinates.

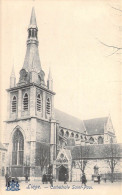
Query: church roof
[
  {"left": 54, "top": 108, "right": 86, "bottom": 133},
  {"left": 0, "top": 142, "right": 7, "bottom": 151},
  {"left": 67, "top": 143, "right": 122, "bottom": 160},
  {"left": 84, "top": 117, "right": 108, "bottom": 135}
]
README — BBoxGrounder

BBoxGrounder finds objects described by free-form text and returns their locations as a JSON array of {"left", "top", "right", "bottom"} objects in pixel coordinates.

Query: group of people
[{"left": 42, "top": 173, "right": 53, "bottom": 187}]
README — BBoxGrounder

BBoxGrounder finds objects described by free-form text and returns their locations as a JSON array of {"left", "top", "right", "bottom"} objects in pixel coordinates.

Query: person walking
[
  {"left": 50, "top": 174, "right": 53, "bottom": 187},
  {"left": 5, "top": 172, "right": 9, "bottom": 187},
  {"left": 97, "top": 174, "right": 101, "bottom": 184},
  {"left": 81, "top": 173, "right": 87, "bottom": 186},
  {"left": 64, "top": 173, "right": 67, "bottom": 184}
]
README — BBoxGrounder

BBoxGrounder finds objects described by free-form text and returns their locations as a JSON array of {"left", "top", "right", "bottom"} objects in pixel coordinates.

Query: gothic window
[
  {"left": 65, "top": 131, "right": 69, "bottom": 137},
  {"left": 12, "top": 129, "right": 24, "bottom": 165},
  {"left": 89, "top": 137, "right": 94, "bottom": 144},
  {"left": 46, "top": 97, "right": 51, "bottom": 115},
  {"left": 75, "top": 134, "right": 79, "bottom": 138},
  {"left": 98, "top": 136, "right": 103, "bottom": 144},
  {"left": 37, "top": 94, "right": 42, "bottom": 112},
  {"left": 71, "top": 132, "right": 74, "bottom": 137},
  {"left": 81, "top": 135, "right": 83, "bottom": 139},
  {"left": 12, "top": 96, "right": 17, "bottom": 113},
  {"left": 60, "top": 129, "right": 64, "bottom": 137},
  {"left": 23, "top": 93, "right": 28, "bottom": 111}
]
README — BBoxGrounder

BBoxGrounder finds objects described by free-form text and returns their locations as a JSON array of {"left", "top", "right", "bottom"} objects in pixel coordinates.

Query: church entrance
[{"left": 58, "top": 165, "right": 68, "bottom": 181}]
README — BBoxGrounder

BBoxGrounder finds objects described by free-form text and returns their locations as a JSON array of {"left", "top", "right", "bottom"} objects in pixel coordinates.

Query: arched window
[
  {"left": 12, "top": 129, "right": 24, "bottom": 165},
  {"left": 37, "top": 94, "right": 42, "bottom": 112},
  {"left": 60, "top": 129, "right": 64, "bottom": 137},
  {"left": 71, "top": 132, "right": 74, "bottom": 137},
  {"left": 98, "top": 136, "right": 103, "bottom": 144},
  {"left": 46, "top": 97, "right": 51, "bottom": 114},
  {"left": 12, "top": 96, "right": 17, "bottom": 113},
  {"left": 65, "top": 131, "right": 69, "bottom": 138},
  {"left": 81, "top": 135, "right": 83, "bottom": 139},
  {"left": 89, "top": 137, "right": 94, "bottom": 144},
  {"left": 75, "top": 134, "right": 79, "bottom": 138},
  {"left": 23, "top": 93, "right": 28, "bottom": 111}
]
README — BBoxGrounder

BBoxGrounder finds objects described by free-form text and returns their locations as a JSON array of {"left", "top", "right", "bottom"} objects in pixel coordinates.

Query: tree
[
  {"left": 103, "top": 142, "right": 121, "bottom": 183},
  {"left": 98, "top": 5, "right": 122, "bottom": 57},
  {"left": 76, "top": 144, "right": 90, "bottom": 176},
  {"left": 106, "top": 140, "right": 119, "bottom": 183}
]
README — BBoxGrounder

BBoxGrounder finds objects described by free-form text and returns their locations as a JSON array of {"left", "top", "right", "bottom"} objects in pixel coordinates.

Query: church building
[{"left": 4, "top": 7, "right": 122, "bottom": 181}]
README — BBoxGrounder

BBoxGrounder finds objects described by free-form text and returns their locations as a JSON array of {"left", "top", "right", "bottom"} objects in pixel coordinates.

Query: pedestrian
[
  {"left": 25, "top": 173, "right": 28, "bottom": 182},
  {"left": 50, "top": 174, "right": 53, "bottom": 187},
  {"left": 5, "top": 172, "right": 9, "bottom": 187},
  {"left": 64, "top": 173, "right": 67, "bottom": 184},
  {"left": 42, "top": 174, "right": 46, "bottom": 184},
  {"left": 81, "top": 173, "right": 87, "bottom": 186},
  {"left": 97, "top": 174, "right": 101, "bottom": 184}
]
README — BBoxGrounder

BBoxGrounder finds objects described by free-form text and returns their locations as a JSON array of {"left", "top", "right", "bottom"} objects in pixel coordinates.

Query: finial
[
  {"left": 11, "top": 65, "right": 15, "bottom": 77},
  {"left": 48, "top": 67, "right": 52, "bottom": 80},
  {"left": 29, "top": 7, "right": 37, "bottom": 28}
]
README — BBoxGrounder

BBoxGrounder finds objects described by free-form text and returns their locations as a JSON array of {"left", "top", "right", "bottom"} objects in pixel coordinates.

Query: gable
[
  {"left": 106, "top": 116, "right": 115, "bottom": 134},
  {"left": 56, "top": 149, "right": 72, "bottom": 164}
]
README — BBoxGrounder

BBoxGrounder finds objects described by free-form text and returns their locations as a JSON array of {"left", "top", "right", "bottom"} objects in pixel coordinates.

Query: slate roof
[
  {"left": 0, "top": 142, "right": 7, "bottom": 151},
  {"left": 84, "top": 117, "right": 108, "bottom": 135},
  {"left": 67, "top": 143, "right": 122, "bottom": 160},
  {"left": 54, "top": 108, "right": 85, "bottom": 133}
]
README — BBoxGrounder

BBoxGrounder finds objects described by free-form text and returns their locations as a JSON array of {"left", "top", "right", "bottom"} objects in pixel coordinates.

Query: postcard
[{"left": 0, "top": 0, "right": 122, "bottom": 195}]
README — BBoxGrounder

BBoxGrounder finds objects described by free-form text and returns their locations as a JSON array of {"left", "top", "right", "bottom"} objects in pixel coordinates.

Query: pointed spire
[
  {"left": 29, "top": 7, "right": 37, "bottom": 28},
  {"left": 48, "top": 67, "right": 52, "bottom": 80},
  {"left": 10, "top": 65, "right": 16, "bottom": 88},
  {"left": 11, "top": 65, "right": 15, "bottom": 77}
]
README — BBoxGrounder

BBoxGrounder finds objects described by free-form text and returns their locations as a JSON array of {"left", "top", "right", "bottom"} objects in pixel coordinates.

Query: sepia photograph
[{"left": 0, "top": 0, "right": 122, "bottom": 194}]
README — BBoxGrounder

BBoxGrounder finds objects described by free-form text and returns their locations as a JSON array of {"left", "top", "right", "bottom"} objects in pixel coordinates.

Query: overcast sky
[{"left": 0, "top": 0, "right": 122, "bottom": 142}]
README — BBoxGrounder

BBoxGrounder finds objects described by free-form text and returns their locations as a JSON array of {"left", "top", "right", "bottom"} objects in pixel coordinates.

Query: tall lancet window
[
  {"left": 46, "top": 97, "right": 51, "bottom": 115},
  {"left": 12, "top": 130, "right": 24, "bottom": 165},
  {"left": 23, "top": 93, "right": 28, "bottom": 111},
  {"left": 37, "top": 94, "right": 42, "bottom": 112},
  {"left": 12, "top": 96, "right": 17, "bottom": 113}
]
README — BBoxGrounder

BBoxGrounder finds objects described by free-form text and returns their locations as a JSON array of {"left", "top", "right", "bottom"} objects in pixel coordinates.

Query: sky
[{"left": 0, "top": 0, "right": 122, "bottom": 142}]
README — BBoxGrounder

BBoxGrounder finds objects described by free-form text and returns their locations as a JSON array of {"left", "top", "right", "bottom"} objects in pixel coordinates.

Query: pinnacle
[
  {"left": 29, "top": 7, "right": 37, "bottom": 27},
  {"left": 11, "top": 65, "right": 15, "bottom": 77},
  {"left": 48, "top": 67, "right": 52, "bottom": 80}
]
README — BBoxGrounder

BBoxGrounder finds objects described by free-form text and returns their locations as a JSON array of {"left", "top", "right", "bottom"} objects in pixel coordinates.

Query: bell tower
[{"left": 4, "top": 7, "right": 56, "bottom": 179}]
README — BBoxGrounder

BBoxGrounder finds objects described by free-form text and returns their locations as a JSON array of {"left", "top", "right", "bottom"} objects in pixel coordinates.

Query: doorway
[{"left": 58, "top": 165, "right": 68, "bottom": 181}]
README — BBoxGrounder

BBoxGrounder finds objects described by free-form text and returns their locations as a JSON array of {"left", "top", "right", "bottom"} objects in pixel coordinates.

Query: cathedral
[{"left": 4, "top": 7, "right": 122, "bottom": 182}]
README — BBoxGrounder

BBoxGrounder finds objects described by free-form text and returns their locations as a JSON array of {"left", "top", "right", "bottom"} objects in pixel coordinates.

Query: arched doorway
[{"left": 58, "top": 165, "right": 68, "bottom": 181}]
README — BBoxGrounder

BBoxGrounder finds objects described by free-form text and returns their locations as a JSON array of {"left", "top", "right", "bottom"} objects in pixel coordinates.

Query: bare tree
[{"left": 98, "top": 5, "right": 122, "bottom": 57}]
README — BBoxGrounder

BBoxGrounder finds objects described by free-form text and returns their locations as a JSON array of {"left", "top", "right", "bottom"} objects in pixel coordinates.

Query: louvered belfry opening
[
  {"left": 12, "top": 96, "right": 17, "bottom": 113},
  {"left": 37, "top": 94, "right": 42, "bottom": 112},
  {"left": 23, "top": 93, "right": 28, "bottom": 111},
  {"left": 46, "top": 97, "right": 51, "bottom": 114}
]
